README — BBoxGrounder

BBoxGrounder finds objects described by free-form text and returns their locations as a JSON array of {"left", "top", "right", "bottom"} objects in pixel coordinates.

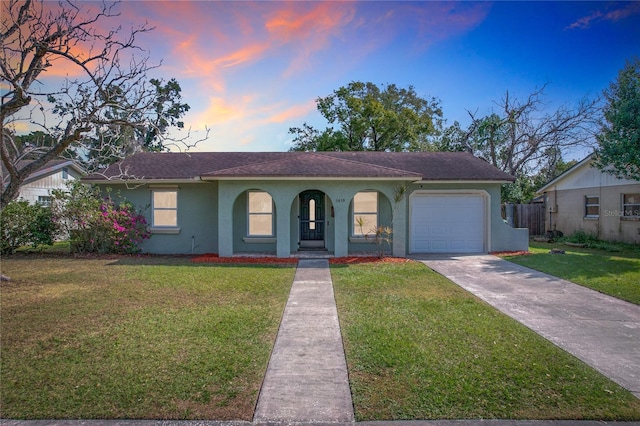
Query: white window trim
[
  {"left": 352, "top": 191, "right": 378, "bottom": 237},
  {"left": 622, "top": 193, "right": 640, "bottom": 218},
  {"left": 150, "top": 189, "right": 180, "bottom": 233},
  {"left": 247, "top": 191, "right": 274, "bottom": 237},
  {"left": 584, "top": 195, "right": 600, "bottom": 219}
]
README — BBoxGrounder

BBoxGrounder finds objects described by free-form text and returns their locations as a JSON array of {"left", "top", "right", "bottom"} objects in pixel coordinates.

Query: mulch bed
[
  {"left": 490, "top": 251, "right": 530, "bottom": 257},
  {"left": 191, "top": 253, "right": 298, "bottom": 264},
  {"left": 191, "top": 253, "right": 413, "bottom": 265}
]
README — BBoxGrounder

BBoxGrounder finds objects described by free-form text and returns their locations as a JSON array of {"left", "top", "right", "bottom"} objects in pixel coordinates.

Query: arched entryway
[{"left": 299, "top": 190, "right": 326, "bottom": 249}]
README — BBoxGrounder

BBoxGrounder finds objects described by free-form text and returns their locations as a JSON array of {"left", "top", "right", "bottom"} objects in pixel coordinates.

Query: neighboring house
[
  {"left": 82, "top": 151, "right": 529, "bottom": 257},
  {"left": 1, "top": 159, "right": 85, "bottom": 206},
  {"left": 536, "top": 154, "right": 640, "bottom": 244}
]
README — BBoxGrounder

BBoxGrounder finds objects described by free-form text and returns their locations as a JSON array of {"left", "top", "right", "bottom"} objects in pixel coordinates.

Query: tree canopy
[
  {"left": 1, "top": 0, "right": 198, "bottom": 207},
  {"left": 593, "top": 58, "right": 640, "bottom": 181},
  {"left": 289, "top": 81, "right": 443, "bottom": 152}
]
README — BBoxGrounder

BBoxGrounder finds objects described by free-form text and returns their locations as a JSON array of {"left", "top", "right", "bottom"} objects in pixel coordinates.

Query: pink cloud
[
  {"left": 567, "top": 2, "right": 640, "bottom": 29},
  {"left": 214, "top": 43, "right": 271, "bottom": 68},
  {"left": 261, "top": 101, "right": 317, "bottom": 124}
]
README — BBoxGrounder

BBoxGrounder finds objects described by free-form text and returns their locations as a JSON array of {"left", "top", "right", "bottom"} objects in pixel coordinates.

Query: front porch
[{"left": 215, "top": 180, "right": 405, "bottom": 259}]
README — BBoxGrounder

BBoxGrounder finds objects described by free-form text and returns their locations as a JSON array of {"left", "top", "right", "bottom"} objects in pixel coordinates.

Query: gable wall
[
  {"left": 553, "top": 162, "right": 637, "bottom": 191},
  {"left": 18, "top": 168, "right": 82, "bottom": 204}
]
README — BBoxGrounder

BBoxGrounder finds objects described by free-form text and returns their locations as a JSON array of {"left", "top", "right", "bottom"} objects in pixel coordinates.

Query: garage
[{"left": 410, "top": 193, "right": 486, "bottom": 253}]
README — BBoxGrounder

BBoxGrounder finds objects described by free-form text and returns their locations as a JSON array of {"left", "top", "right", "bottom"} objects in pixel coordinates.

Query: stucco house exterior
[
  {"left": 1, "top": 159, "right": 85, "bottom": 206},
  {"left": 83, "top": 151, "right": 528, "bottom": 258},
  {"left": 536, "top": 154, "right": 640, "bottom": 244}
]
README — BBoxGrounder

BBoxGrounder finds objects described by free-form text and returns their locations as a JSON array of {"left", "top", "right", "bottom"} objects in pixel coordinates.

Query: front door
[{"left": 299, "top": 190, "right": 325, "bottom": 248}]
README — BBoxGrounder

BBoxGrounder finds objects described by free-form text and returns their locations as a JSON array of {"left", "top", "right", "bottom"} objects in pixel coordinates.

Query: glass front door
[{"left": 299, "top": 190, "right": 325, "bottom": 248}]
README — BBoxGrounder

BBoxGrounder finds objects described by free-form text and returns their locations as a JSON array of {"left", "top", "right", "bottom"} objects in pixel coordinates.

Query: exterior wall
[
  {"left": 98, "top": 178, "right": 529, "bottom": 256},
  {"left": 17, "top": 167, "right": 82, "bottom": 204},
  {"left": 406, "top": 182, "right": 529, "bottom": 253},
  {"left": 545, "top": 183, "right": 640, "bottom": 244},
  {"left": 106, "top": 182, "right": 219, "bottom": 254}
]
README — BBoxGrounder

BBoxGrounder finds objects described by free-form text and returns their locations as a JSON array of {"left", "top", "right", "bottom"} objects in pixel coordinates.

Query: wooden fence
[{"left": 502, "top": 203, "right": 546, "bottom": 236}]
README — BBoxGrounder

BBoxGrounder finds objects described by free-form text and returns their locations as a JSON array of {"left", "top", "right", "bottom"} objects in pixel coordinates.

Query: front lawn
[
  {"left": 0, "top": 256, "right": 294, "bottom": 420},
  {"left": 332, "top": 262, "right": 640, "bottom": 421},
  {"left": 501, "top": 241, "right": 640, "bottom": 305}
]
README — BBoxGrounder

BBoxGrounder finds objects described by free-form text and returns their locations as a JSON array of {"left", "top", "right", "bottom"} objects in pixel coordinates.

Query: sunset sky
[{"left": 12, "top": 1, "right": 640, "bottom": 157}]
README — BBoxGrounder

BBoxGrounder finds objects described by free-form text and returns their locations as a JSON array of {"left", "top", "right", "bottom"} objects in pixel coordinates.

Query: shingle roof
[
  {"left": 203, "top": 152, "right": 422, "bottom": 179},
  {"left": 83, "top": 151, "right": 514, "bottom": 182}
]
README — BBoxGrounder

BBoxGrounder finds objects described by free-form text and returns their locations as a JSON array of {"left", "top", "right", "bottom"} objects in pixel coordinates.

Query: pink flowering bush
[{"left": 52, "top": 182, "right": 150, "bottom": 254}]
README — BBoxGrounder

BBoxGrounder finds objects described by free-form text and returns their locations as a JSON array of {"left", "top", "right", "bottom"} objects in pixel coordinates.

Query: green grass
[
  {"left": 332, "top": 261, "right": 640, "bottom": 421},
  {"left": 502, "top": 241, "right": 640, "bottom": 305},
  {"left": 0, "top": 256, "right": 295, "bottom": 420}
]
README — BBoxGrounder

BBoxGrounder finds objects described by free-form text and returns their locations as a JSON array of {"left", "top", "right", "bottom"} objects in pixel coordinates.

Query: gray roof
[{"left": 83, "top": 151, "right": 515, "bottom": 182}]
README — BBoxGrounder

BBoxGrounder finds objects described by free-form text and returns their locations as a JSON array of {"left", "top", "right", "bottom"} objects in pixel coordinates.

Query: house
[
  {"left": 82, "top": 151, "right": 529, "bottom": 257},
  {"left": 1, "top": 159, "right": 85, "bottom": 206},
  {"left": 536, "top": 154, "right": 640, "bottom": 244}
]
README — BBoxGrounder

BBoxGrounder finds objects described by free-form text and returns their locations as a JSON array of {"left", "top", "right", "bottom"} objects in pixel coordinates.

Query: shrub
[
  {"left": 564, "top": 230, "right": 624, "bottom": 252},
  {"left": 0, "top": 200, "right": 58, "bottom": 254},
  {"left": 52, "top": 182, "right": 150, "bottom": 254}
]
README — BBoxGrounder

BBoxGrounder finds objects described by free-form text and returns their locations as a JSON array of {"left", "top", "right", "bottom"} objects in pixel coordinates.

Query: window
[
  {"left": 623, "top": 194, "right": 640, "bottom": 218},
  {"left": 585, "top": 195, "right": 599, "bottom": 218},
  {"left": 248, "top": 191, "right": 273, "bottom": 236},
  {"left": 152, "top": 190, "right": 178, "bottom": 227},
  {"left": 38, "top": 195, "right": 52, "bottom": 207},
  {"left": 353, "top": 191, "right": 378, "bottom": 236},
  {"left": 62, "top": 167, "right": 69, "bottom": 179},
  {"left": 309, "top": 199, "right": 316, "bottom": 230}
]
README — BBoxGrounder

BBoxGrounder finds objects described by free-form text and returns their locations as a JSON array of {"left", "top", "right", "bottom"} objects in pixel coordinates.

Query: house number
[{"left": 335, "top": 198, "right": 345, "bottom": 203}]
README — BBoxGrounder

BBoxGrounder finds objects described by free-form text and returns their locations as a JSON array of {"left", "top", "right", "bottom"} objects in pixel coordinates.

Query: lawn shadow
[{"left": 106, "top": 255, "right": 297, "bottom": 268}]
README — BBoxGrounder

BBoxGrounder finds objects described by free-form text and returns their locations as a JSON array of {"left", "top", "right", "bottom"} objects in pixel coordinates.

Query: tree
[
  {"left": 82, "top": 78, "right": 190, "bottom": 170},
  {"left": 289, "top": 81, "right": 443, "bottom": 152},
  {"left": 593, "top": 58, "right": 640, "bottom": 181},
  {"left": 1, "top": 0, "right": 200, "bottom": 208},
  {"left": 438, "top": 85, "right": 599, "bottom": 201}
]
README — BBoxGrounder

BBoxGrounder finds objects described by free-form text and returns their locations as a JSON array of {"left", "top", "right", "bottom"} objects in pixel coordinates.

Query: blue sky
[{"left": 12, "top": 1, "right": 640, "bottom": 159}]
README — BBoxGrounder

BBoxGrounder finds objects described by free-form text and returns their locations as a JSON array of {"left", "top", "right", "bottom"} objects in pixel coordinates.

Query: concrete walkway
[
  {"left": 414, "top": 254, "right": 640, "bottom": 399},
  {"left": 253, "top": 259, "right": 354, "bottom": 423}
]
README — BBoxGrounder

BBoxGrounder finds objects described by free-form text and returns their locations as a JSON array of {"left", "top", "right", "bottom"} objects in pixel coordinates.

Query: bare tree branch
[{"left": 1, "top": 0, "right": 199, "bottom": 207}]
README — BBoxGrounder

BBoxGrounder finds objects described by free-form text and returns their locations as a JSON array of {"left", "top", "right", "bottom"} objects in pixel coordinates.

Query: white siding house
[{"left": 2, "top": 160, "right": 85, "bottom": 205}]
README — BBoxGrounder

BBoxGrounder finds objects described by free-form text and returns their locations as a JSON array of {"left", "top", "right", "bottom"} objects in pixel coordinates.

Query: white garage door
[{"left": 410, "top": 194, "right": 485, "bottom": 253}]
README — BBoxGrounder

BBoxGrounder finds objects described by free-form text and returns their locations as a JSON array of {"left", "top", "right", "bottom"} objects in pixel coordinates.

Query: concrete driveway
[{"left": 413, "top": 254, "right": 640, "bottom": 399}]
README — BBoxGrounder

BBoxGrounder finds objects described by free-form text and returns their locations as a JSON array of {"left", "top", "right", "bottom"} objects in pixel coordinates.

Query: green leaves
[
  {"left": 290, "top": 81, "right": 443, "bottom": 152},
  {"left": 0, "top": 200, "right": 57, "bottom": 254},
  {"left": 594, "top": 58, "right": 640, "bottom": 181}
]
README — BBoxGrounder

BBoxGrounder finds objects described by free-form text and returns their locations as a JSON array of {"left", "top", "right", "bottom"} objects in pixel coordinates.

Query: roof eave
[
  {"left": 81, "top": 177, "right": 204, "bottom": 184},
  {"left": 200, "top": 175, "right": 420, "bottom": 181},
  {"left": 416, "top": 179, "right": 514, "bottom": 184}
]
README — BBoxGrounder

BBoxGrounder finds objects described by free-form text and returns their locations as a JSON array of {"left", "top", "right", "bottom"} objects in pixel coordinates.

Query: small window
[
  {"left": 62, "top": 167, "right": 68, "bottom": 179},
  {"left": 38, "top": 196, "right": 52, "bottom": 207},
  {"left": 152, "top": 190, "right": 178, "bottom": 227},
  {"left": 585, "top": 196, "right": 599, "bottom": 218},
  {"left": 623, "top": 194, "right": 640, "bottom": 217},
  {"left": 309, "top": 199, "right": 316, "bottom": 230},
  {"left": 248, "top": 191, "right": 273, "bottom": 236},
  {"left": 353, "top": 191, "right": 378, "bottom": 236}
]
